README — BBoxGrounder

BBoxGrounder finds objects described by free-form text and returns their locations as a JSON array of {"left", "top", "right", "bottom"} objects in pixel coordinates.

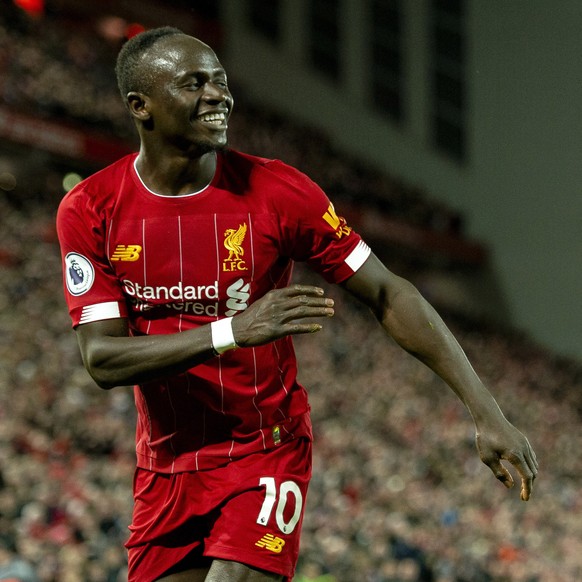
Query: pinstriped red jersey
[{"left": 57, "top": 149, "right": 371, "bottom": 473}]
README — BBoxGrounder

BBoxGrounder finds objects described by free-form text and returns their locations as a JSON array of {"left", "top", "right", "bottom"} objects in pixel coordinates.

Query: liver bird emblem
[{"left": 224, "top": 223, "right": 247, "bottom": 261}]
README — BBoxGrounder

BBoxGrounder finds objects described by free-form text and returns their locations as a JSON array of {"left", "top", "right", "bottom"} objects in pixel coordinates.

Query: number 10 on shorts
[{"left": 256, "top": 477, "right": 303, "bottom": 534}]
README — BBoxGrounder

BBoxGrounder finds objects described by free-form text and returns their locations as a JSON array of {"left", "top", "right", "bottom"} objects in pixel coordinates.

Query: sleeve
[
  {"left": 56, "top": 188, "right": 129, "bottom": 327},
  {"left": 271, "top": 161, "right": 371, "bottom": 284}
]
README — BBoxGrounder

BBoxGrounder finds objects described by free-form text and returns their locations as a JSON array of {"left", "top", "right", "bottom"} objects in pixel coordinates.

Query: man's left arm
[{"left": 340, "top": 252, "right": 538, "bottom": 500}]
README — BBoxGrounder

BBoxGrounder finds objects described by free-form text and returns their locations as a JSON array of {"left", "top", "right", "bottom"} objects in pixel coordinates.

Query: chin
[{"left": 197, "top": 140, "right": 228, "bottom": 155}]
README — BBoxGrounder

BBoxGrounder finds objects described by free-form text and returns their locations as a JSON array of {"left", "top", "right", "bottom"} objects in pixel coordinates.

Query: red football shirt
[{"left": 57, "top": 150, "right": 371, "bottom": 473}]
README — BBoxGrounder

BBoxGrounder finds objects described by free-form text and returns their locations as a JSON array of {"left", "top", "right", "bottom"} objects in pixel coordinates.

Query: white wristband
[{"left": 211, "top": 317, "right": 238, "bottom": 354}]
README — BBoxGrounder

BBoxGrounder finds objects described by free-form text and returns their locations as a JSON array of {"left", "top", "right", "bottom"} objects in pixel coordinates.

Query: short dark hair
[{"left": 115, "top": 26, "right": 184, "bottom": 102}]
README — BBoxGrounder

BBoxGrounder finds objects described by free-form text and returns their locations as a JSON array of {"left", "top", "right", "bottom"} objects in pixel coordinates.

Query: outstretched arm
[
  {"left": 341, "top": 252, "right": 538, "bottom": 500},
  {"left": 75, "top": 284, "right": 335, "bottom": 390}
]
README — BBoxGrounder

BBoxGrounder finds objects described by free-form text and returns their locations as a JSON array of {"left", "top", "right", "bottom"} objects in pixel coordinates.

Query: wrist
[{"left": 211, "top": 317, "right": 239, "bottom": 354}]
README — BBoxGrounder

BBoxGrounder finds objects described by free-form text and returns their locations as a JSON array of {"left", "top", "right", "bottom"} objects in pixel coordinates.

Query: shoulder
[
  {"left": 58, "top": 154, "right": 137, "bottom": 218},
  {"left": 220, "top": 149, "right": 323, "bottom": 199}
]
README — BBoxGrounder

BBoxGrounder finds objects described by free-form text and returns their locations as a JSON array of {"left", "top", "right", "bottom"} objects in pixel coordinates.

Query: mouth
[{"left": 196, "top": 112, "right": 228, "bottom": 126}]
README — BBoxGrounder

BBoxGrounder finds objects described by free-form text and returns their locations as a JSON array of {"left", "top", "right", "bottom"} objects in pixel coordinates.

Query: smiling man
[{"left": 56, "top": 27, "right": 537, "bottom": 582}]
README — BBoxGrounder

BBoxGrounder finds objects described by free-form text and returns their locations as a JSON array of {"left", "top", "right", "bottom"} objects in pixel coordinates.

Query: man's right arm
[{"left": 75, "top": 285, "right": 335, "bottom": 389}]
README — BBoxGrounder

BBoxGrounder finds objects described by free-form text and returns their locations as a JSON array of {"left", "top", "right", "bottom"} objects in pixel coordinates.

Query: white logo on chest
[{"left": 225, "top": 278, "right": 250, "bottom": 316}]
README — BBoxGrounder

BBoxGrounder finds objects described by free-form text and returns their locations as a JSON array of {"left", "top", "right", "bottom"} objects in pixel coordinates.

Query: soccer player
[{"left": 56, "top": 27, "right": 538, "bottom": 582}]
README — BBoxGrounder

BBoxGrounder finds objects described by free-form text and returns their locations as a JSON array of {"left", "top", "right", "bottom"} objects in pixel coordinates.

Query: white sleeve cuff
[
  {"left": 79, "top": 301, "right": 122, "bottom": 325},
  {"left": 345, "top": 241, "right": 371, "bottom": 272}
]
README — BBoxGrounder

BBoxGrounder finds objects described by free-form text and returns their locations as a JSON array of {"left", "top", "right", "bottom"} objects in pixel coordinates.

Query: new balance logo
[
  {"left": 110, "top": 245, "right": 142, "bottom": 262},
  {"left": 255, "top": 533, "right": 285, "bottom": 554}
]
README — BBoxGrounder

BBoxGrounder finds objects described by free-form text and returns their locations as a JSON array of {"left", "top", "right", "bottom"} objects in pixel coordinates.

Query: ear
[{"left": 127, "top": 92, "right": 151, "bottom": 122}]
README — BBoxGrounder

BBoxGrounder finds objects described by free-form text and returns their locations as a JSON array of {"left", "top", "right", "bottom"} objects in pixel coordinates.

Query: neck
[{"left": 135, "top": 148, "right": 218, "bottom": 196}]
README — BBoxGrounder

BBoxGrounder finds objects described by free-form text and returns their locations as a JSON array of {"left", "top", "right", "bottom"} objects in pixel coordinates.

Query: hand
[
  {"left": 476, "top": 418, "right": 538, "bottom": 500},
  {"left": 231, "top": 285, "right": 335, "bottom": 347}
]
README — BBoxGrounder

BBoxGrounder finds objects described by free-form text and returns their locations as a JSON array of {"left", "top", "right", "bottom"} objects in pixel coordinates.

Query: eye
[{"left": 179, "top": 74, "right": 204, "bottom": 90}]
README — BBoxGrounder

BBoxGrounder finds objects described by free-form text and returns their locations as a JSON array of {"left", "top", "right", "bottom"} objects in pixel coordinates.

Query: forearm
[
  {"left": 78, "top": 324, "right": 216, "bottom": 389},
  {"left": 343, "top": 255, "right": 538, "bottom": 499},
  {"left": 381, "top": 282, "right": 506, "bottom": 426},
  {"left": 342, "top": 254, "right": 506, "bottom": 425},
  {"left": 77, "top": 285, "right": 334, "bottom": 390}
]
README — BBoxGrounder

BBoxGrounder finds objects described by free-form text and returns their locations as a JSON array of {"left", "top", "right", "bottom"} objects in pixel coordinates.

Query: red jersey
[{"left": 57, "top": 150, "right": 370, "bottom": 473}]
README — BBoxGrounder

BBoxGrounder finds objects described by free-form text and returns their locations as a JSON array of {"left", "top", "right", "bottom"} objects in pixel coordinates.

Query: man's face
[{"left": 138, "top": 35, "right": 234, "bottom": 154}]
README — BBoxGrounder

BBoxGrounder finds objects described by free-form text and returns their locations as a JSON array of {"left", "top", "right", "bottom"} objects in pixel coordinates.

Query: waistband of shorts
[{"left": 136, "top": 410, "right": 313, "bottom": 474}]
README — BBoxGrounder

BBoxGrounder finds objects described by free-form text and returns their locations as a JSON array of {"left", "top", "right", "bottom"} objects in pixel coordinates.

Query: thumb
[{"left": 486, "top": 459, "right": 515, "bottom": 489}]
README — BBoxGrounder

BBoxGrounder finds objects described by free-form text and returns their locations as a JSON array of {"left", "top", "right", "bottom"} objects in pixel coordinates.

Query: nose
[{"left": 202, "top": 82, "right": 230, "bottom": 104}]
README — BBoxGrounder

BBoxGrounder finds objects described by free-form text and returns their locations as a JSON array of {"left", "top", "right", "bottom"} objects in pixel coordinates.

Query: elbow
[
  {"left": 84, "top": 363, "right": 120, "bottom": 390},
  {"left": 92, "top": 376, "right": 119, "bottom": 391},
  {"left": 376, "top": 278, "right": 421, "bottom": 324},
  {"left": 81, "top": 350, "right": 125, "bottom": 390},
  {"left": 75, "top": 322, "right": 133, "bottom": 389}
]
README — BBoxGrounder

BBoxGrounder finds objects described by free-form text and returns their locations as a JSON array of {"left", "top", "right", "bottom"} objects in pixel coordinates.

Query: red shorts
[{"left": 126, "top": 438, "right": 312, "bottom": 582}]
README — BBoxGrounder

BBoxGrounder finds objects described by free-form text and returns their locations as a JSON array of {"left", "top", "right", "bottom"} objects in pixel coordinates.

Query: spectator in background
[{"left": 0, "top": 537, "right": 38, "bottom": 582}]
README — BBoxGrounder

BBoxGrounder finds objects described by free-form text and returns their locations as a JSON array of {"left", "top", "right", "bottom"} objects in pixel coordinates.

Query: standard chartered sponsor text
[{"left": 124, "top": 279, "right": 219, "bottom": 316}]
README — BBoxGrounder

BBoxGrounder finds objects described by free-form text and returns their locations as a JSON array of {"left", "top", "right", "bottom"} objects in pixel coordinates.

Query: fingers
[
  {"left": 486, "top": 459, "right": 515, "bottom": 490},
  {"left": 519, "top": 447, "right": 538, "bottom": 501},
  {"left": 526, "top": 442, "right": 540, "bottom": 474},
  {"left": 281, "top": 294, "right": 335, "bottom": 323},
  {"left": 273, "top": 299, "right": 334, "bottom": 337},
  {"left": 520, "top": 477, "right": 534, "bottom": 501},
  {"left": 283, "top": 284, "right": 327, "bottom": 297},
  {"left": 264, "top": 286, "right": 334, "bottom": 323},
  {"left": 518, "top": 443, "right": 538, "bottom": 501},
  {"left": 477, "top": 426, "right": 538, "bottom": 501},
  {"left": 509, "top": 441, "right": 538, "bottom": 501},
  {"left": 484, "top": 450, "right": 538, "bottom": 501},
  {"left": 232, "top": 286, "right": 336, "bottom": 346}
]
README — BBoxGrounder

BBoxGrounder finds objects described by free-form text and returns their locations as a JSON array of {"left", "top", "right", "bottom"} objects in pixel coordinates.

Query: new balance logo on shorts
[{"left": 255, "top": 533, "right": 285, "bottom": 554}]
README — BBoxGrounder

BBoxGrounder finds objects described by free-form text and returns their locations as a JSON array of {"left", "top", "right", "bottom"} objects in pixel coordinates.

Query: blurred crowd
[
  {"left": 1, "top": 190, "right": 582, "bottom": 582},
  {"left": 0, "top": 196, "right": 134, "bottom": 581},
  {"left": 294, "top": 279, "right": 582, "bottom": 582},
  {"left": 1, "top": 4, "right": 581, "bottom": 582},
  {"left": 0, "top": 3, "right": 463, "bottom": 236},
  {"left": 0, "top": 3, "right": 133, "bottom": 140}
]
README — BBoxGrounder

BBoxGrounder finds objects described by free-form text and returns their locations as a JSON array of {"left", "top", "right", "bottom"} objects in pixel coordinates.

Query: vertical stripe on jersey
[
  {"left": 273, "top": 341, "right": 289, "bottom": 397},
  {"left": 213, "top": 212, "right": 232, "bottom": 462},
  {"left": 139, "top": 218, "right": 155, "bottom": 466},
  {"left": 212, "top": 213, "right": 227, "bottom": 414},
  {"left": 136, "top": 387, "right": 155, "bottom": 472},
  {"left": 247, "top": 214, "right": 265, "bottom": 449},
  {"left": 177, "top": 215, "right": 184, "bottom": 333},
  {"left": 210, "top": 213, "right": 228, "bottom": 458},
  {"left": 213, "top": 213, "right": 221, "bottom": 283},
  {"left": 106, "top": 218, "right": 113, "bottom": 268},
  {"left": 266, "top": 238, "right": 290, "bottom": 407},
  {"left": 142, "top": 218, "right": 152, "bottom": 335},
  {"left": 164, "top": 379, "right": 178, "bottom": 474},
  {"left": 247, "top": 212, "right": 256, "bottom": 280},
  {"left": 251, "top": 347, "right": 266, "bottom": 450}
]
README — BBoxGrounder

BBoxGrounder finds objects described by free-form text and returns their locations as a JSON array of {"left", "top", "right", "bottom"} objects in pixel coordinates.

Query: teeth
[{"left": 198, "top": 112, "right": 226, "bottom": 124}]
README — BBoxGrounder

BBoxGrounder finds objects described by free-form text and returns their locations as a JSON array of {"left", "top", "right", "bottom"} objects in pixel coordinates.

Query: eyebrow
[{"left": 175, "top": 68, "right": 227, "bottom": 82}]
